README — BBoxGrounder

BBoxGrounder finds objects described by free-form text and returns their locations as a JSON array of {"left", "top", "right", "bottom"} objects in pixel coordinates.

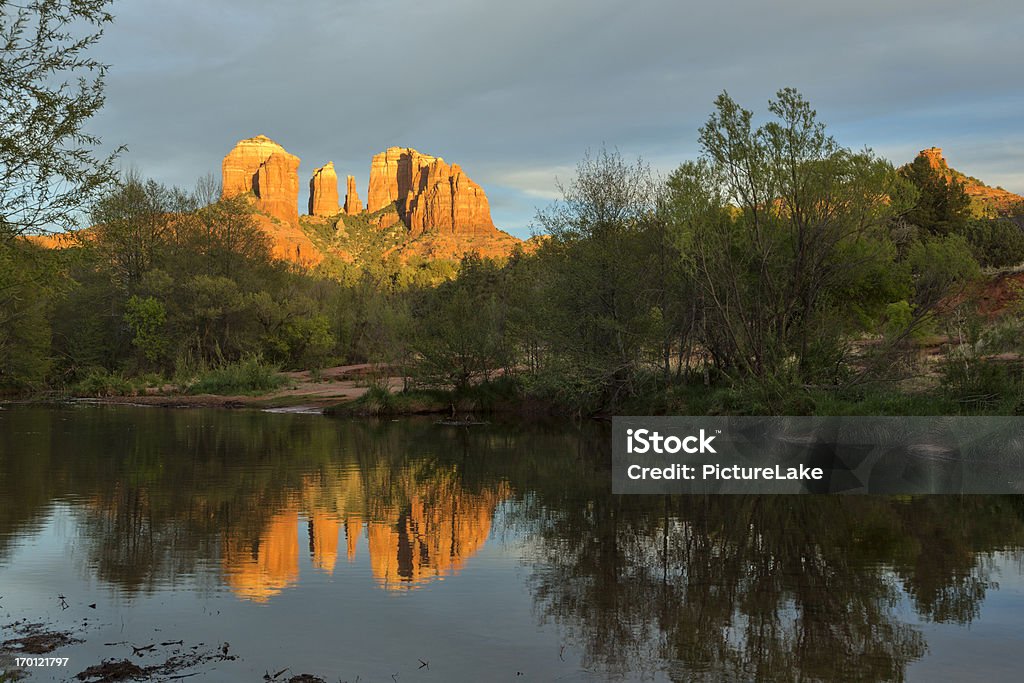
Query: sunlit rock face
[
  {"left": 221, "top": 135, "right": 301, "bottom": 225},
  {"left": 366, "top": 147, "right": 497, "bottom": 236},
  {"left": 308, "top": 162, "right": 340, "bottom": 217},
  {"left": 366, "top": 147, "right": 438, "bottom": 213},
  {"left": 344, "top": 175, "right": 363, "bottom": 215}
]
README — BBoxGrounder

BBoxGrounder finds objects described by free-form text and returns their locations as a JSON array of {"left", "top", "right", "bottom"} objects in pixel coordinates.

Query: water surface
[{"left": 1, "top": 405, "right": 1023, "bottom": 681}]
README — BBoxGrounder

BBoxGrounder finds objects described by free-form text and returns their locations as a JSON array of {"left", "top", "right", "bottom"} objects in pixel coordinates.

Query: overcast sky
[{"left": 88, "top": 0, "right": 1024, "bottom": 238}]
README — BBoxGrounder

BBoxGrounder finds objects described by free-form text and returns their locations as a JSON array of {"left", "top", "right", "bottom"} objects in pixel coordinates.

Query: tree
[
  {"left": 1, "top": 0, "right": 121, "bottom": 239},
  {"left": 670, "top": 88, "right": 919, "bottom": 390},
  {"left": 87, "top": 172, "right": 177, "bottom": 289},
  {"left": 532, "top": 148, "right": 664, "bottom": 410},
  {"left": 899, "top": 154, "right": 971, "bottom": 236}
]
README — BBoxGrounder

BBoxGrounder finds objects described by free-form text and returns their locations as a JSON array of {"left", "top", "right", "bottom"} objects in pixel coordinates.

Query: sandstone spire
[
  {"left": 308, "top": 162, "right": 340, "bottom": 217},
  {"left": 221, "top": 135, "right": 300, "bottom": 224},
  {"left": 344, "top": 175, "right": 363, "bottom": 215}
]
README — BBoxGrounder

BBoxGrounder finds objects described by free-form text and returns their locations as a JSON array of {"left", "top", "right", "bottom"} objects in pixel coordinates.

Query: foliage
[
  {"left": 72, "top": 366, "right": 135, "bottom": 396},
  {"left": 668, "top": 89, "right": 920, "bottom": 396},
  {"left": 899, "top": 154, "right": 971, "bottom": 236},
  {"left": 0, "top": 0, "right": 121, "bottom": 239},
  {"left": 960, "top": 218, "right": 1024, "bottom": 268},
  {"left": 0, "top": 240, "right": 60, "bottom": 388},
  {"left": 124, "top": 295, "right": 168, "bottom": 363},
  {"left": 186, "top": 355, "right": 285, "bottom": 395},
  {"left": 529, "top": 147, "right": 665, "bottom": 410}
]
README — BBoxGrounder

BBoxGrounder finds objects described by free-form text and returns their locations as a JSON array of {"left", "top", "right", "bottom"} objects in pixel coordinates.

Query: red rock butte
[
  {"left": 222, "top": 135, "right": 301, "bottom": 225},
  {"left": 218, "top": 136, "right": 519, "bottom": 264},
  {"left": 367, "top": 146, "right": 498, "bottom": 237}
]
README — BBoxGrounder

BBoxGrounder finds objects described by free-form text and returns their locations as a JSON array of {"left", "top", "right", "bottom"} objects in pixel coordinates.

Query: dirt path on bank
[{"left": 81, "top": 364, "right": 406, "bottom": 412}]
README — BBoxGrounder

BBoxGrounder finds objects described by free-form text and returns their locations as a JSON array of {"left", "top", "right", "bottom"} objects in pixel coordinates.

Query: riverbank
[{"left": 7, "top": 359, "right": 1023, "bottom": 418}]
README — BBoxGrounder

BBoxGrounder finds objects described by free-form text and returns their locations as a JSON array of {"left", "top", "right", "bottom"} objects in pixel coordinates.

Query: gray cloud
[{"left": 89, "top": 0, "right": 1024, "bottom": 237}]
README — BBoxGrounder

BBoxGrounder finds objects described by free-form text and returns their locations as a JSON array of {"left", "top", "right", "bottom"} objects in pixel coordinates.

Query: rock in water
[
  {"left": 308, "top": 162, "right": 340, "bottom": 217},
  {"left": 222, "top": 135, "right": 300, "bottom": 224}
]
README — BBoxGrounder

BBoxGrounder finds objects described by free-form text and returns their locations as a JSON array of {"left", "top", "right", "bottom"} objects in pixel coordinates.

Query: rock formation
[
  {"left": 344, "top": 175, "right": 363, "bottom": 215},
  {"left": 366, "top": 147, "right": 439, "bottom": 213},
  {"left": 221, "top": 135, "right": 300, "bottom": 224},
  {"left": 366, "top": 147, "right": 497, "bottom": 236},
  {"left": 308, "top": 162, "right": 340, "bottom": 217},
  {"left": 919, "top": 146, "right": 948, "bottom": 171}
]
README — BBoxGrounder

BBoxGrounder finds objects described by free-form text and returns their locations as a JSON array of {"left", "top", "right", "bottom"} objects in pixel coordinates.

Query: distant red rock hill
[{"left": 913, "top": 147, "right": 1023, "bottom": 216}]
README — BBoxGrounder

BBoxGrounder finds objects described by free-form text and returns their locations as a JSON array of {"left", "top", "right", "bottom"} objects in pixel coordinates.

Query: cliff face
[
  {"left": 366, "top": 147, "right": 439, "bottom": 213},
  {"left": 222, "top": 135, "right": 301, "bottom": 225},
  {"left": 366, "top": 147, "right": 497, "bottom": 237},
  {"left": 308, "top": 162, "right": 340, "bottom": 217},
  {"left": 916, "top": 147, "right": 1023, "bottom": 215}
]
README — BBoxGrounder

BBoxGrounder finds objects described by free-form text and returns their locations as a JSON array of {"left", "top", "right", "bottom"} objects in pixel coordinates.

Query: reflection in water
[
  {"left": 222, "top": 509, "right": 301, "bottom": 602},
  {"left": 2, "top": 406, "right": 1024, "bottom": 681},
  {"left": 220, "top": 467, "right": 509, "bottom": 600}
]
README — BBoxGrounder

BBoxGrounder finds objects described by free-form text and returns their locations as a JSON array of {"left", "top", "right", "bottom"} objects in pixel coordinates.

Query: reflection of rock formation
[
  {"left": 222, "top": 510, "right": 300, "bottom": 603},
  {"left": 363, "top": 487, "right": 505, "bottom": 590},
  {"left": 220, "top": 470, "right": 508, "bottom": 601},
  {"left": 309, "top": 512, "right": 341, "bottom": 573}
]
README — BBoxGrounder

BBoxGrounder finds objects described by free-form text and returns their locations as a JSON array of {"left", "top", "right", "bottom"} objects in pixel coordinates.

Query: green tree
[
  {"left": 1, "top": 0, "right": 120, "bottom": 389},
  {"left": 960, "top": 218, "right": 1024, "bottom": 268},
  {"left": 124, "top": 295, "right": 168, "bottom": 365},
  {"left": 900, "top": 154, "right": 971, "bottom": 236},
  {"left": 531, "top": 148, "right": 664, "bottom": 410},
  {"left": 1, "top": 0, "right": 121, "bottom": 239},
  {"left": 87, "top": 173, "right": 177, "bottom": 290},
  {"left": 669, "top": 88, "right": 918, "bottom": 394}
]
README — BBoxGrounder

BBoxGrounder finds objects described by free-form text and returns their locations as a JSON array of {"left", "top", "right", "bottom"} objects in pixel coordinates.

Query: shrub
[
  {"left": 186, "top": 356, "right": 285, "bottom": 395},
  {"left": 72, "top": 367, "right": 135, "bottom": 397}
]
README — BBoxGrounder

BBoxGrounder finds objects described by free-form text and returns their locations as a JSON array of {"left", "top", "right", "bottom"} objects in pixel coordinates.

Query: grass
[
  {"left": 186, "top": 356, "right": 287, "bottom": 395},
  {"left": 328, "top": 386, "right": 449, "bottom": 416},
  {"left": 70, "top": 368, "right": 165, "bottom": 398},
  {"left": 634, "top": 380, "right": 1019, "bottom": 417}
]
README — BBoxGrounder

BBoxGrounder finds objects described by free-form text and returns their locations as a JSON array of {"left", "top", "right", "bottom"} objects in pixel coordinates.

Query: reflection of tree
[
  {"left": 5, "top": 408, "right": 1024, "bottom": 680},
  {"left": 522, "top": 492, "right": 1024, "bottom": 681},
  {"left": 0, "top": 407, "right": 514, "bottom": 597}
]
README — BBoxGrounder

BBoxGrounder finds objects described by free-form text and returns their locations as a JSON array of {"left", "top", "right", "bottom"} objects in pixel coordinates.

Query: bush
[
  {"left": 72, "top": 367, "right": 135, "bottom": 397},
  {"left": 959, "top": 219, "right": 1024, "bottom": 268},
  {"left": 186, "top": 356, "right": 285, "bottom": 395}
]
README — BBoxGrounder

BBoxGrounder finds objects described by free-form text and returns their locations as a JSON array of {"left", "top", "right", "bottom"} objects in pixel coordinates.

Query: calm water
[{"left": 1, "top": 405, "right": 1024, "bottom": 682}]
